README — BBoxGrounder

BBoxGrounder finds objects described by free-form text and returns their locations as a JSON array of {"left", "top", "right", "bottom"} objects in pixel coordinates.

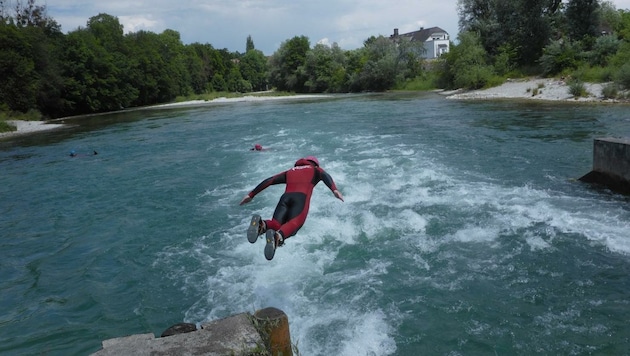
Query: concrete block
[
  {"left": 92, "top": 313, "right": 264, "bottom": 356},
  {"left": 580, "top": 137, "right": 630, "bottom": 194}
]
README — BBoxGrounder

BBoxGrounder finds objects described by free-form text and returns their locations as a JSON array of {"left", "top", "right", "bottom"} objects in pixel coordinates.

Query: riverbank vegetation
[
  {"left": 450, "top": 0, "right": 630, "bottom": 97},
  {"left": 2, "top": 0, "right": 630, "bottom": 132}
]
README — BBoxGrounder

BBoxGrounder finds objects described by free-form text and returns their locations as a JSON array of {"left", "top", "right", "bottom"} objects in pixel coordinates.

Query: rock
[{"left": 160, "top": 322, "right": 197, "bottom": 337}]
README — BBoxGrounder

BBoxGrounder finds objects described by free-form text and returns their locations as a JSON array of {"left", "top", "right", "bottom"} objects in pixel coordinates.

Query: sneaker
[
  {"left": 264, "top": 229, "right": 281, "bottom": 260},
  {"left": 247, "top": 214, "right": 265, "bottom": 243}
]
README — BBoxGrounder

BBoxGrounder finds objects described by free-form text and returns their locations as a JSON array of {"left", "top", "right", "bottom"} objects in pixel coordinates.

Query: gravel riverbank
[{"left": 444, "top": 77, "right": 610, "bottom": 102}]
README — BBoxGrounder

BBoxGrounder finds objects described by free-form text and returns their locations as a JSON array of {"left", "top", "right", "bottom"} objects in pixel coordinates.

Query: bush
[
  {"left": 539, "top": 39, "right": 580, "bottom": 76},
  {"left": 568, "top": 79, "right": 588, "bottom": 97},
  {"left": 602, "top": 83, "right": 619, "bottom": 99},
  {"left": 0, "top": 119, "right": 17, "bottom": 133},
  {"left": 396, "top": 72, "right": 439, "bottom": 91},
  {"left": 454, "top": 64, "right": 496, "bottom": 90},
  {"left": 587, "top": 35, "right": 621, "bottom": 66},
  {"left": 572, "top": 65, "right": 615, "bottom": 83},
  {"left": 614, "top": 62, "right": 630, "bottom": 89},
  {"left": 444, "top": 31, "right": 496, "bottom": 90},
  {"left": 493, "top": 44, "right": 518, "bottom": 76}
]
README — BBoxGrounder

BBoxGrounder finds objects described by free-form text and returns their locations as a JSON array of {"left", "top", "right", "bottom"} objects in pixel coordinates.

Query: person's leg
[
  {"left": 277, "top": 206, "right": 308, "bottom": 241},
  {"left": 264, "top": 195, "right": 290, "bottom": 231},
  {"left": 264, "top": 193, "right": 307, "bottom": 257},
  {"left": 274, "top": 193, "right": 309, "bottom": 241}
]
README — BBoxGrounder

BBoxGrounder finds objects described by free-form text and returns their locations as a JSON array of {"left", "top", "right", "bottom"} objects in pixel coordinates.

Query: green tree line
[
  {"left": 0, "top": 0, "right": 427, "bottom": 120},
  {"left": 0, "top": 0, "right": 268, "bottom": 119},
  {"left": 3, "top": 0, "right": 630, "bottom": 122}
]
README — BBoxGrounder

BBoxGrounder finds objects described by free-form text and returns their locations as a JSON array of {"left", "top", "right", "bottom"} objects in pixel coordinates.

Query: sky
[{"left": 37, "top": 0, "right": 630, "bottom": 56}]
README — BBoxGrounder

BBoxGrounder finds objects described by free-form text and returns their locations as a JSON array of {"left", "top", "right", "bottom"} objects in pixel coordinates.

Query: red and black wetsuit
[{"left": 246, "top": 158, "right": 339, "bottom": 240}]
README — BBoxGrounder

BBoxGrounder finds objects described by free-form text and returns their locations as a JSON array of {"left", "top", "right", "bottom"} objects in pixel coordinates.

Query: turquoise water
[{"left": 1, "top": 93, "right": 630, "bottom": 355}]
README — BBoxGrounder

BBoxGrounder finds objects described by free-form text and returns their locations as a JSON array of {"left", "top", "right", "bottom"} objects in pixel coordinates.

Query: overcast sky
[{"left": 43, "top": 0, "right": 630, "bottom": 55}]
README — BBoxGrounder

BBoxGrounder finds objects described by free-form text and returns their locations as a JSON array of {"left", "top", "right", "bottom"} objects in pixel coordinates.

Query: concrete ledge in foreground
[
  {"left": 579, "top": 137, "right": 630, "bottom": 195},
  {"left": 91, "top": 313, "right": 263, "bottom": 356}
]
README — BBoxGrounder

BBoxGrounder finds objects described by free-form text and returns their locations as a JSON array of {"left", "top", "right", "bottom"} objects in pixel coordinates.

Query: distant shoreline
[
  {"left": 149, "top": 93, "right": 334, "bottom": 109},
  {"left": 1, "top": 80, "right": 624, "bottom": 139},
  {"left": 0, "top": 94, "right": 334, "bottom": 140},
  {"left": 443, "top": 77, "right": 622, "bottom": 103}
]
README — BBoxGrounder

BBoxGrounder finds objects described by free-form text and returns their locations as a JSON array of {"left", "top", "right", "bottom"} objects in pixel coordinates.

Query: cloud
[
  {"left": 118, "top": 15, "right": 159, "bottom": 33},
  {"left": 44, "top": 0, "right": 460, "bottom": 54},
  {"left": 43, "top": 0, "right": 630, "bottom": 56}
]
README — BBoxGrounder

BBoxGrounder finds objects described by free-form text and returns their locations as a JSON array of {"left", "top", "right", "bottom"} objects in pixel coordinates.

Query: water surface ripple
[{"left": 1, "top": 93, "right": 629, "bottom": 355}]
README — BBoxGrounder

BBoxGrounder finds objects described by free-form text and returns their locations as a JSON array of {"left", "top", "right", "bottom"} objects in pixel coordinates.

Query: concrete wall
[
  {"left": 91, "top": 308, "right": 292, "bottom": 356},
  {"left": 91, "top": 313, "right": 262, "bottom": 356},
  {"left": 579, "top": 137, "right": 630, "bottom": 194}
]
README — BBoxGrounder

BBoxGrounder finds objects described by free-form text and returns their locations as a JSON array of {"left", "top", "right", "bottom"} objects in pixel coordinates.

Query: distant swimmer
[
  {"left": 70, "top": 150, "right": 98, "bottom": 157},
  {"left": 250, "top": 143, "right": 264, "bottom": 151},
  {"left": 240, "top": 156, "right": 344, "bottom": 260}
]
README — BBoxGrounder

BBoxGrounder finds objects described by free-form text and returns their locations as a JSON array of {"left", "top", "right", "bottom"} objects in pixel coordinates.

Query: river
[{"left": 1, "top": 93, "right": 629, "bottom": 355}]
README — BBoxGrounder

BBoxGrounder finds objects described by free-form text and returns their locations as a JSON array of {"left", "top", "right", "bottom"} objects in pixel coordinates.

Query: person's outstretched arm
[
  {"left": 239, "top": 171, "right": 287, "bottom": 205},
  {"left": 320, "top": 169, "right": 344, "bottom": 202}
]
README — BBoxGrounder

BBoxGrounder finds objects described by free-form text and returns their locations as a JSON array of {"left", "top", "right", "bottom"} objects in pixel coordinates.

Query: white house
[{"left": 389, "top": 27, "right": 450, "bottom": 59}]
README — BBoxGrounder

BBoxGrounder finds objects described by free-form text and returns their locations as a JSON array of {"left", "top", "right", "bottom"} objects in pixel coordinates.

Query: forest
[{"left": 1, "top": 0, "right": 630, "bottom": 125}]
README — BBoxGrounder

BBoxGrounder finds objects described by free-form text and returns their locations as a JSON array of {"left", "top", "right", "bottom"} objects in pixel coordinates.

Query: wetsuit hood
[{"left": 295, "top": 156, "right": 319, "bottom": 167}]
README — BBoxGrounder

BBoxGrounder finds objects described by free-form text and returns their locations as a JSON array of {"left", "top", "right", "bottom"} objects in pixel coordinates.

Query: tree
[
  {"left": 597, "top": 1, "right": 621, "bottom": 34},
  {"left": 124, "top": 30, "right": 169, "bottom": 106},
  {"left": 393, "top": 36, "right": 426, "bottom": 82},
  {"left": 345, "top": 48, "right": 368, "bottom": 91},
  {"left": 303, "top": 43, "right": 336, "bottom": 93},
  {"left": 13, "top": 0, "right": 61, "bottom": 33},
  {"left": 443, "top": 31, "right": 495, "bottom": 89},
  {"left": 565, "top": 0, "right": 600, "bottom": 42},
  {"left": 85, "top": 14, "right": 138, "bottom": 111},
  {"left": 0, "top": 22, "right": 38, "bottom": 112},
  {"left": 538, "top": 39, "right": 581, "bottom": 75},
  {"left": 61, "top": 15, "right": 139, "bottom": 115},
  {"left": 588, "top": 34, "right": 620, "bottom": 66},
  {"left": 246, "top": 35, "right": 255, "bottom": 52},
  {"left": 226, "top": 66, "right": 251, "bottom": 92},
  {"left": 187, "top": 42, "right": 228, "bottom": 92},
  {"left": 358, "top": 36, "right": 398, "bottom": 91},
  {"left": 457, "top": 0, "right": 561, "bottom": 65},
  {"left": 329, "top": 43, "right": 349, "bottom": 92},
  {"left": 457, "top": 0, "right": 501, "bottom": 56},
  {"left": 509, "top": 0, "right": 554, "bottom": 65},
  {"left": 182, "top": 46, "right": 206, "bottom": 94},
  {"left": 616, "top": 9, "right": 630, "bottom": 40},
  {"left": 0, "top": 0, "right": 65, "bottom": 117},
  {"left": 87, "top": 13, "right": 124, "bottom": 52},
  {"left": 157, "top": 29, "right": 191, "bottom": 98},
  {"left": 239, "top": 49, "right": 268, "bottom": 91},
  {"left": 268, "top": 35, "right": 310, "bottom": 92}
]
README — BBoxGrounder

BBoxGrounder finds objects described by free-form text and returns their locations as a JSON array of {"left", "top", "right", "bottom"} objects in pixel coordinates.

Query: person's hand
[
  {"left": 333, "top": 190, "right": 344, "bottom": 202},
  {"left": 240, "top": 195, "right": 252, "bottom": 205}
]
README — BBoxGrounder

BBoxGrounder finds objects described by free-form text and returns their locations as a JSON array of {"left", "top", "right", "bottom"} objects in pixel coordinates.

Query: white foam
[{"left": 164, "top": 123, "right": 630, "bottom": 355}]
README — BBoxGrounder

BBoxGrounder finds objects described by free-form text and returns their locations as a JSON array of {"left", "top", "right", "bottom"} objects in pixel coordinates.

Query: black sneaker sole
[
  {"left": 247, "top": 214, "right": 262, "bottom": 243},
  {"left": 264, "top": 230, "right": 276, "bottom": 260}
]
